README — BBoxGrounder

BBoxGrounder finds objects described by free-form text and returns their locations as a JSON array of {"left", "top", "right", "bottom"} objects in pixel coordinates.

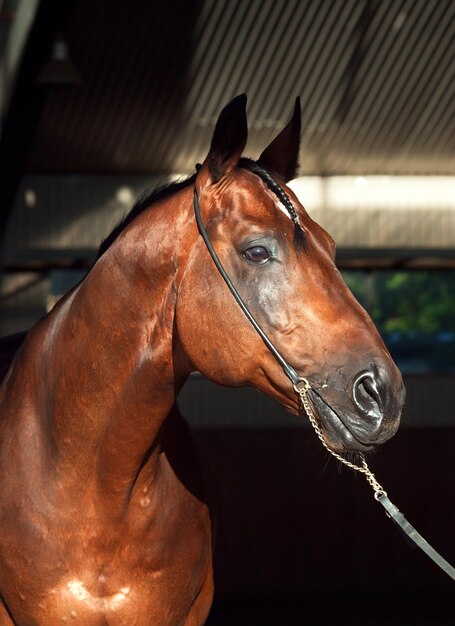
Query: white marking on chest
[
  {"left": 66, "top": 579, "right": 132, "bottom": 608},
  {"left": 110, "top": 587, "right": 131, "bottom": 607},
  {"left": 67, "top": 580, "right": 90, "bottom": 601}
]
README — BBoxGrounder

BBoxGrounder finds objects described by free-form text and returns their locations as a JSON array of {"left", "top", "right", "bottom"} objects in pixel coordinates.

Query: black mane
[
  {"left": 96, "top": 159, "right": 303, "bottom": 259},
  {"left": 96, "top": 173, "right": 197, "bottom": 258}
]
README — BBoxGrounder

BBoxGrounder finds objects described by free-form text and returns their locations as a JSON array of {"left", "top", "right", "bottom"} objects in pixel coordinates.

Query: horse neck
[{"left": 37, "top": 188, "right": 194, "bottom": 509}]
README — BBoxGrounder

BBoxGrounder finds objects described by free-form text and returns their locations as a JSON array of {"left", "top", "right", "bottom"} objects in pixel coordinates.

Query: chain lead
[
  {"left": 294, "top": 378, "right": 455, "bottom": 581},
  {"left": 293, "top": 378, "right": 386, "bottom": 498}
]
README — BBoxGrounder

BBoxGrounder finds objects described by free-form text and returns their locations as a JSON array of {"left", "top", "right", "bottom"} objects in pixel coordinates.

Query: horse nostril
[{"left": 353, "top": 372, "right": 383, "bottom": 416}]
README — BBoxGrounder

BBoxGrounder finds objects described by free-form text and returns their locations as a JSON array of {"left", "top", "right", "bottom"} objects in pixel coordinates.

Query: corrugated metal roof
[{"left": 24, "top": 0, "right": 454, "bottom": 176}]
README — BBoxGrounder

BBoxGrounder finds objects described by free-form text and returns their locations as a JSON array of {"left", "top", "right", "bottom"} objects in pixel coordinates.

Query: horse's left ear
[
  {"left": 201, "top": 94, "right": 248, "bottom": 185},
  {"left": 258, "top": 97, "right": 301, "bottom": 181}
]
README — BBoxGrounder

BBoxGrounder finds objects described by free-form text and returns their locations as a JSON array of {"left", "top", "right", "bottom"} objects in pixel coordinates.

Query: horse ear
[
  {"left": 258, "top": 97, "right": 301, "bottom": 181},
  {"left": 202, "top": 94, "right": 248, "bottom": 184}
]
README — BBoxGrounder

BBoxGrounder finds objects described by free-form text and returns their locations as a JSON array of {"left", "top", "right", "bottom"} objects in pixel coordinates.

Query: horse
[{"left": 0, "top": 95, "right": 405, "bottom": 625}]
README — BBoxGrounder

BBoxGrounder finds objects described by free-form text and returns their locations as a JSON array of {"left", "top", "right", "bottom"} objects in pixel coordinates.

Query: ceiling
[{"left": 10, "top": 0, "right": 454, "bottom": 177}]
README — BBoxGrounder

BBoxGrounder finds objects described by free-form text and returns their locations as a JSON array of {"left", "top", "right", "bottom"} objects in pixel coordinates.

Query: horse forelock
[{"left": 238, "top": 158, "right": 306, "bottom": 249}]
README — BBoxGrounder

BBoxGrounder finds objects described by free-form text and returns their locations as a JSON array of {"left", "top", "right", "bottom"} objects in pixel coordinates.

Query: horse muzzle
[{"left": 307, "top": 364, "right": 406, "bottom": 453}]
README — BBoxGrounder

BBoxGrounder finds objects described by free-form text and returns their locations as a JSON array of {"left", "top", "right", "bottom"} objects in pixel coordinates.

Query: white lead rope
[{"left": 294, "top": 378, "right": 455, "bottom": 582}]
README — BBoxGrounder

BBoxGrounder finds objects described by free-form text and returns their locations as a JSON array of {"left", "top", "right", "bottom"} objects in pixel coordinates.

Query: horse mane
[
  {"left": 96, "top": 173, "right": 197, "bottom": 259},
  {"left": 96, "top": 159, "right": 303, "bottom": 259}
]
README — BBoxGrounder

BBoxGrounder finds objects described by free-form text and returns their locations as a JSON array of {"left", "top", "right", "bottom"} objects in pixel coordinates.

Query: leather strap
[
  {"left": 376, "top": 493, "right": 455, "bottom": 581},
  {"left": 194, "top": 190, "right": 301, "bottom": 385}
]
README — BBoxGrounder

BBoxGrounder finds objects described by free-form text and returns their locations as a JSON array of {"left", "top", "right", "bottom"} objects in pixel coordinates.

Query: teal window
[{"left": 343, "top": 271, "right": 455, "bottom": 373}]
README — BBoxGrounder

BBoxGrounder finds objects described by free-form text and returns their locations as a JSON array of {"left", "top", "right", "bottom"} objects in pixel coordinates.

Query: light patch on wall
[
  {"left": 46, "top": 294, "right": 62, "bottom": 313},
  {"left": 289, "top": 176, "right": 455, "bottom": 211},
  {"left": 355, "top": 176, "right": 368, "bottom": 189},
  {"left": 24, "top": 189, "right": 37, "bottom": 209},
  {"left": 116, "top": 186, "right": 134, "bottom": 206}
]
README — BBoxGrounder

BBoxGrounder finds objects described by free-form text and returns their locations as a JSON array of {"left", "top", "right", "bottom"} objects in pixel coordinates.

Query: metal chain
[
  {"left": 294, "top": 378, "right": 455, "bottom": 581},
  {"left": 293, "top": 378, "right": 386, "bottom": 498}
]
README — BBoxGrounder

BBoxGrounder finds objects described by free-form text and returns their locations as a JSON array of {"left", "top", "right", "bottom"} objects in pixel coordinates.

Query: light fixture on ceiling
[{"left": 37, "top": 32, "right": 81, "bottom": 86}]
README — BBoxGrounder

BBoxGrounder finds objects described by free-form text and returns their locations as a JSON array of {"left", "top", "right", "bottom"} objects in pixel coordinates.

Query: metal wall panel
[
  {"left": 5, "top": 175, "right": 454, "bottom": 261},
  {"left": 23, "top": 0, "right": 455, "bottom": 176}
]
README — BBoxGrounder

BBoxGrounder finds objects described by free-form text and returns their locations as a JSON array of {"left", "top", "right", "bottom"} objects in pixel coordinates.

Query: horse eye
[{"left": 243, "top": 245, "right": 270, "bottom": 264}]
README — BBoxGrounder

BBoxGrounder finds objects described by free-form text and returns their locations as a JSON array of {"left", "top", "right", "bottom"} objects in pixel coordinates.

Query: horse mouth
[{"left": 309, "top": 391, "right": 374, "bottom": 453}]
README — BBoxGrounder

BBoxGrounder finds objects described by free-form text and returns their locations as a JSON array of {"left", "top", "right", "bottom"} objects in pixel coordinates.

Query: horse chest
[
  {"left": 0, "top": 475, "right": 212, "bottom": 625},
  {"left": 0, "top": 582, "right": 193, "bottom": 626}
]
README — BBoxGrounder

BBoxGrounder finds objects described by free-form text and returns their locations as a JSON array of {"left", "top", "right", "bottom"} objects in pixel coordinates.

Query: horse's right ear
[
  {"left": 200, "top": 94, "right": 248, "bottom": 184},
  {"left": 258, "top": 97, "right": 301, "bottom": 181}
]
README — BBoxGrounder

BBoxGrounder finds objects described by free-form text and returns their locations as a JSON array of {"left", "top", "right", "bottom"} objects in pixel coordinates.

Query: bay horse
[{"left": 0, "top": 95, "right": 405, "bottom": 625}]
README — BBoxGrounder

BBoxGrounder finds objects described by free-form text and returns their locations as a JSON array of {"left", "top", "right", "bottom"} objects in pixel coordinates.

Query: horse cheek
[{"left": 175, "top": 266, "right": 252, "bottom": 384}]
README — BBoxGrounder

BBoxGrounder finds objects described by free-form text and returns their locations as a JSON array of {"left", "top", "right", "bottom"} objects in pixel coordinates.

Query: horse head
[{"left": 176, "top": 95, "right": 405, "bottom": 453}]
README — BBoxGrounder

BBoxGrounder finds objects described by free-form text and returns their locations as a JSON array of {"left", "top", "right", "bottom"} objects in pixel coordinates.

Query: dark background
[{"left": 180, "top": 378, "right": 454, "bottom": 625}]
